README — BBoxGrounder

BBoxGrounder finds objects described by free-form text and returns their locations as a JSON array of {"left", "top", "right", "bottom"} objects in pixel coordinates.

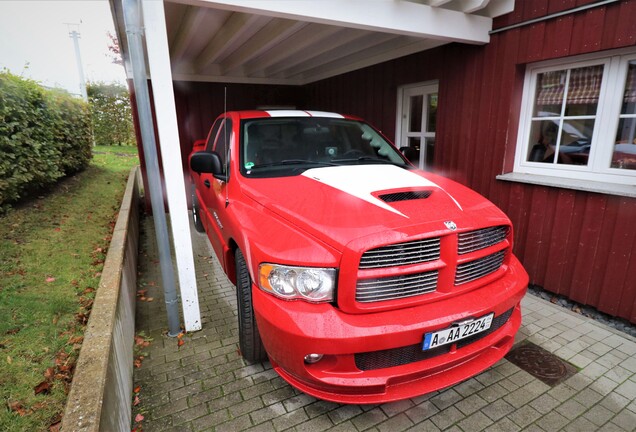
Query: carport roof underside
[{"left": 111, "top": 0, "right": 514, "bottom": 86}]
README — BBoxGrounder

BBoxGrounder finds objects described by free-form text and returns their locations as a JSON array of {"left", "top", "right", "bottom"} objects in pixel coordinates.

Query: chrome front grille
[
  {"left": 455, "top": 250, "right": 506, "bottom": 285},
  {"left": 356, "top": 270, "right": 438, "bottom": 302},
  {"left": 359, "top": 238, "right": 440, "bottom": 269},
  {"left": 458, "top": 226, "right": 509, "bottom": 254}
]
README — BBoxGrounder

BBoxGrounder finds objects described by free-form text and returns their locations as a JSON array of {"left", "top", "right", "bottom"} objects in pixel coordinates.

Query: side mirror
[{"left": 190, "top": 151, "right": 228, "bottom": 181}]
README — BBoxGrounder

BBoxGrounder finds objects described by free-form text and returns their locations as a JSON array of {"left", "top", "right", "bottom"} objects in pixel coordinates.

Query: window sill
[{"left": 496, "top": 172, "right": 636, "bottom": 198}]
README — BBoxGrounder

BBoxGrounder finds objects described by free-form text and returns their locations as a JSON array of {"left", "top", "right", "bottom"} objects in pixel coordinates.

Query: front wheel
[
  {"left": 191, "top": 185, "right": 205, "bottom": 233},
  {"left": 235, "top": 249, "right": 267, "bottom": 363}
]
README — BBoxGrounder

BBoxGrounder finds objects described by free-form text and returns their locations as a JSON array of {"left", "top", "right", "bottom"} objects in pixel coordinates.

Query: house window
[{"left": 514, "top": 51, "right": 636, "bottom": 185}]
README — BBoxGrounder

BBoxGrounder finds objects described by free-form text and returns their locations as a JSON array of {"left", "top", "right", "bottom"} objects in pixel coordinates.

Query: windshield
[{"left": 240, "top": 117, "right": 408, "bottom": 177}]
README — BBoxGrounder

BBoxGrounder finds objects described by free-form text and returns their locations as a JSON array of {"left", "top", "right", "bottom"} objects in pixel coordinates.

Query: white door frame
[{"left": 396, "top": 81, "right": 439, "bottom": 169}]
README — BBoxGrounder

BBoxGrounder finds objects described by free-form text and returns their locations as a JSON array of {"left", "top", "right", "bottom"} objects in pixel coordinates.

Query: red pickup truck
[{"left": 189, "top": 110, "right": 528, "bottom": 403}]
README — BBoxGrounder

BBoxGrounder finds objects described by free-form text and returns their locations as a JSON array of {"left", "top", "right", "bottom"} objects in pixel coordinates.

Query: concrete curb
[{"left": 61, "top": 166, "right": 141, "bottom": 431}]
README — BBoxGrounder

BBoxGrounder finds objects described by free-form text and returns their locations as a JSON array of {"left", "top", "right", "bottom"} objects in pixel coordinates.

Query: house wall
[
  {"left": 303, "top": 0, "right": 636, "bottom": 323},
  {"left": 164, "top": 0, "right": 636, "bottom": 322}
]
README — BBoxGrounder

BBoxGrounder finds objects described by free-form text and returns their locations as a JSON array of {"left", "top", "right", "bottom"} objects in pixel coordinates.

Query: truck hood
[{"left": 240, "top": 165, "right": 507, "bottom": 251}]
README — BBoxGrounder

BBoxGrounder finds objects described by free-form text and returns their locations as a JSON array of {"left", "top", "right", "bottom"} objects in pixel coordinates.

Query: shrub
[
  {"left": 0, "top": 72, "right": 91, "bottom": 211},
  {"left": 87, "top": 82, "right": 135, "bottom": 146}
]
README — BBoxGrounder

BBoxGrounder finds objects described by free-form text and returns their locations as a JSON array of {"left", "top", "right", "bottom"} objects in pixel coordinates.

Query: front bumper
[{"left": 253, "top": 255, "right": 528, "bottom": 404}]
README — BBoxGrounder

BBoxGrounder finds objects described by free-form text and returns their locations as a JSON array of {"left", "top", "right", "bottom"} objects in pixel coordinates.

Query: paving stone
[
  {"left": 593, "top": 376, "right": 621, "bottom": 396},
  {"left": 601, "top": 392, "right": 631, "bottom": 414},
  {"left": 282, "top": 394, "right": 315, "bottom": 413},
  {"left": 478, "top": 383, "right": 509, "bottom": 403},
  {"left": 430, "top": 406, "right": 464, "bottom": 430},
  {"left": 481, "top": 398, "right": 515, "bottom": 421},
  {"left": 327, "top": 404, "right": 363, "bottom": 424},
  {"left": 304, "top": 400, "right": 339, "bottom": 419},
  {"left": 404, "top": 419, "right": 440, "bottom": 432},
  {"left": 453, "top": 378, "right": 485, "bottom": 397},
  {"left": 455, "top": 394, "right": 488, "bottom": 416},
  {"left": 152, "top": 397, "right": 189, "bottom": 420},
  {"left": 555, "top": 399, "right": 587, "bottom": 421},
  {"left": 293, "top": 414, "right": 335, "bottom": 432},
  {"left": 429, "top": 388, "right": 463, "bottom": 411},
  {"left": 610, "top": 408, "right": 636, "bottom": 431},
  {"left": 404, "top": 401, "right": 439, "bottom": 423},
  {"left": 529, "top": 393, "right": 560, "bottom": 415},
  {"left": 582, "top": 403, "right": 615, "bottom": 427},
  {"left": 229, "top": 396, "right": 265, "bottom": 418},
  {"left": 171, "top": 382, "right": 204, "bottom": 402},
  {"left": 573, "top": 387, "right": 604, "bottom": 409},
  {"left": 214, "top": 414, "right": 253, "bottom": 432},
  {"left": 508, "top": 405, "right": 542, "bottom": 429},
  {"left": 351, "top": 407, "right": 389, "bottom": 431},
  {"left": 614, "top": 378, "right": 636, "bottom": 400},
  {"left": 191, "top": 410, "right": 231, "bottom": 431},
  {"left": 535, "top": 411, "right": 570, "bottom": 431},
  {"left": 376, "top": 413, "right": 415, "bottom": 432},
  {"left": 380, "top": 399, "right": 415, "bottom": 417},
  {"left": 171, "top": 403, "right": 210, "bottom": 425},
  {"left": 250, "top": 402, "right": 287, "bottom": 425},
  {"left": 484, "top": 417, "right": 520, "bottom": 432},
  {"left": 272, "top": 408, "right": 309, "bottom": 431},
  {"left": 457, "top": 411, "right": 493, "bottom": 431},
  {"left": 563, "top": 416, "right": 599, "bottom": 432}
]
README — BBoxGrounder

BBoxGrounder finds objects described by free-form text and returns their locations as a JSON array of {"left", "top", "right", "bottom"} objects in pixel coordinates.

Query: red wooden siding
[
  {"left": 162, "top": 0, "right": 636, "bottom": 321},
  {"left": 302, "top": 0, "right": 636, "bottom": 323}
]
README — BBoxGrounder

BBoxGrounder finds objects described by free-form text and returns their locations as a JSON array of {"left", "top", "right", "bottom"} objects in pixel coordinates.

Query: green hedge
[{"left": 0, "top": 72, "right": 92, "bottom": 211}]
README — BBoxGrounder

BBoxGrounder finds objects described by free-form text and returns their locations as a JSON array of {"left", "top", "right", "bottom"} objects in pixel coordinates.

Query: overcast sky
[{"left": 0, "top": 0, "right": 127, "bottom": 96}]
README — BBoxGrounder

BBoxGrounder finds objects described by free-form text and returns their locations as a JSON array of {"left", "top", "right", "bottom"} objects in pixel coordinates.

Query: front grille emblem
[{"left": 444, "top": 221, "right": 457, "bottom": 231}]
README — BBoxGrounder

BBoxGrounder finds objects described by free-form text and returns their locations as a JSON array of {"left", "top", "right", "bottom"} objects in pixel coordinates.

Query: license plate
[{"left": 422, "top": 313, "right": 494, "bottom": 351}]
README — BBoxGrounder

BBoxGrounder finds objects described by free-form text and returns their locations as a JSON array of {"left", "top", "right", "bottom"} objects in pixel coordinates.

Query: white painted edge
[
  {"left": 143, "top": 0, "right": 202, "bottom": 332},
  {"left": 496, "top": 172, "right": 636, "bottom": 198}
]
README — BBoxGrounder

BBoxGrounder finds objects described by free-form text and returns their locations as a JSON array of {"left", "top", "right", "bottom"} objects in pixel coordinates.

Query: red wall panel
[{"left": 300, "top": 0, "right": 636, "bottom": 322}]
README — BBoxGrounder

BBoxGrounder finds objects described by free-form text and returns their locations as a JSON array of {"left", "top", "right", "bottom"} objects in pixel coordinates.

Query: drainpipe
[{"left": 122, "top": 0, "right": 181, "bottom": 337}]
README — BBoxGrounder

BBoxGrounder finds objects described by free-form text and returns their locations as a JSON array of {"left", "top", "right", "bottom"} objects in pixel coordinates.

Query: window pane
[
  {"left": 621, "top": 62, "right": 636, "bottom": 115},
  {"left": 564, "top": 65, "right": 603, "bottom": 116},
  {"left": 408, "top": 137, "right": 421, "bottom": 152},
  {"left": 409, "top": 95, "right": 423, "bottom": 132},
  {"left": 527, "top": 120, "right": 559, "bottom": 163},
  {"left": 533, "top": 70, "right": 566, "bottom": 117},
  {"left": 556, "top": 119, "right": 594, "bottom": 166},
  {"left": 427, "top": 94, "right": 437, "bottom": 133},
  {"left": 612, "top": 118, "right": 636, "bottom": 170},
  {"left": 425, "top": 138, "right": 435, "bottom": 167}
]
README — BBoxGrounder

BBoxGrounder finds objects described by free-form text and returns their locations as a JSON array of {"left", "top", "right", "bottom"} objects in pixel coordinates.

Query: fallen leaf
[
  {"left": 135, "top": 413, "right": 144, "bottom": 422},
  {"left": 177, "top": 332, "right": 184, "bottom": 339},
  {"left": 68, "top": 336, "right": 83, "bottom": 345},
  {"left": 8, "top": 401, "right": 27, "bottom": 416},
  {"left": 145, "top": 297, "right": 154, "bottom": 302},
  {"left": 550, "top": 296, "right": 558, "bottom": 304},
  {"left": 34, "top": 380, "right": 52, "bottom": 395},
  {"left": 177, "top": 339, "right": 185, "bottom": 348},
  {"left": 133, "top": 385, "right": 141, "bottom": 394},
  {"left": 133, "top": 395, "right": 140, "bottom": 406},
  {"left": 49, "top": 421, "right": 61, "bottom": 432},
  {"left": 137, "top": 290, "right": 147, "bottom": 297},
  {"left": 7, "top": 356, "right": 12, "bottom": 364},
  {"left": 46, "top": 277, "right": 56, "bottom": 283},
  {"left": 6, "top": 327, "right": 20, "bottom": 335},
  {"left": 44, "top": 367, "right": 55, "bottom": 380},
  {"left": 83, "top": 287, "right": 95, "bottom": 294}
]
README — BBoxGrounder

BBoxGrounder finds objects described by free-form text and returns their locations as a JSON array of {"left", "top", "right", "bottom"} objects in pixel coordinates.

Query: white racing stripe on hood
[{"left": 302, "top": 165, "right": 441, "bottom": 218}]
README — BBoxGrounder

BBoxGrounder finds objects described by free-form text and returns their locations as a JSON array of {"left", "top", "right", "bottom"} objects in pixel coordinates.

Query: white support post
[{"left": 142, "top": 0, "right": 201, "bottom": 332}]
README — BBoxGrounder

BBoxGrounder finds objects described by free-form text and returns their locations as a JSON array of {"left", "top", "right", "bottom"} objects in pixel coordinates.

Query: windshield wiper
[
  {"left": 332, "top": 156, "right": 400, "bottom": 165},
  {"left": 250, "top": 159, "right": 338, "bottom": 169}
]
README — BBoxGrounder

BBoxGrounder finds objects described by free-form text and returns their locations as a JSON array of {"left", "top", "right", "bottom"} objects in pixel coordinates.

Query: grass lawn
[{"left": 0, "top": 145, "right": 139, "bottom": 431}]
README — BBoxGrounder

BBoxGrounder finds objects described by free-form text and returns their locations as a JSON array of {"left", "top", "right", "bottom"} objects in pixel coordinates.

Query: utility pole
[{"left": 65, "top": 23, "right": 88, "bottom": 101}]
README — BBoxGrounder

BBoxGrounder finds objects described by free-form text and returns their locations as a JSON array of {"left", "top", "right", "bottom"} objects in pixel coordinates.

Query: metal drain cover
[{"left": 505, "top": 342, "right": 578, "bottom": 386}]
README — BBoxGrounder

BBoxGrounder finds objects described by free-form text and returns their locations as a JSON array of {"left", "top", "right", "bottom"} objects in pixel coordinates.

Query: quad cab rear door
[{"left": 199, "top": 117, "right": 233, "bottom": 265}]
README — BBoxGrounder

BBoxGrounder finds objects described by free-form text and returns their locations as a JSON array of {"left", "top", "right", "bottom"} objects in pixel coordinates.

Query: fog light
[{"left": 304, "top": 353, "right": 324, "bottom": 364}]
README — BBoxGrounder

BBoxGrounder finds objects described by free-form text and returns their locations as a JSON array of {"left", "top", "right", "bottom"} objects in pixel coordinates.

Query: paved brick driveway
[{"left": 132, "top": 218, "right": 636, "bottom": 431}]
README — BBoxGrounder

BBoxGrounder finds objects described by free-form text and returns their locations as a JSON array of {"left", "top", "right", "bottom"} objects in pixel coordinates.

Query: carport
[{"left": 108, "top": 0, "right": 514, "bottom": 332}]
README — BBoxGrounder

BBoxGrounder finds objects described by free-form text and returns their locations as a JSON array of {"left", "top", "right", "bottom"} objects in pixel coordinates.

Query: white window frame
[{"left": 513, "top": 48, "right": 636, "bottom": 186}]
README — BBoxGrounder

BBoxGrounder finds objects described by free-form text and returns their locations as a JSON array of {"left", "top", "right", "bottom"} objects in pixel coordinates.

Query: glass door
[{"left": 398, "top": 83, "right": 438, "bottom": 169}]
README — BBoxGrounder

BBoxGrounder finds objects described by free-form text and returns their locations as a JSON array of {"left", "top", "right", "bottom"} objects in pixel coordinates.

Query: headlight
[{"left": 258, "top": 264, "right": 336, "bottom": 302}]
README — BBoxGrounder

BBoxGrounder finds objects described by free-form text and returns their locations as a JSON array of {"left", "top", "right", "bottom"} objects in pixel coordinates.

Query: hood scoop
[{"left": 379, "top": 190, "right": 432, "bottom": 203}]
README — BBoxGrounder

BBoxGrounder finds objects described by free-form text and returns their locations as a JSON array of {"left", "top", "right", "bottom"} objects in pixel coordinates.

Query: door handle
[{"left": 204, "top": 180, "right": 211, "bottom": 188}]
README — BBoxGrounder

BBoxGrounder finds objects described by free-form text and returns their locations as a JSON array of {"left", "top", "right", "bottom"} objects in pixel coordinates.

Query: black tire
[
  {"left": 235, "top": 249, "right": 267, "bottom": 363},
  {"left": 191, "top": 185, "right": 205, "bottom": 233}
]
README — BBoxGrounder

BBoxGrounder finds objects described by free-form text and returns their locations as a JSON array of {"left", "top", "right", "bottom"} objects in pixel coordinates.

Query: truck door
[{"left": 199, "top": 118, "right": 233, "bottom": 265}]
